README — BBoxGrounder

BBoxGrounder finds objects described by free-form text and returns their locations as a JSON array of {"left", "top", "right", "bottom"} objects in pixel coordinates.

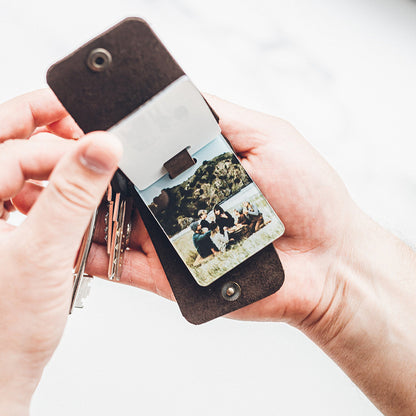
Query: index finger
[
  {"left": 0, "top": 134, "right": 74, "bottom": 201},
  {"left": 0, "top": 89, "right": 80, "bottom": 142}
]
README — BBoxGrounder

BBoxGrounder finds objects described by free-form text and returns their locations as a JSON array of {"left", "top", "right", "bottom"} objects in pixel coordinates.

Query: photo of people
[{"left": 138, "top": 134, "right": 285, "bottom": 286}]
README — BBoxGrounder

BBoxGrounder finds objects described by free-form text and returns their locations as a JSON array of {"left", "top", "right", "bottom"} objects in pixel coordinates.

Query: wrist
[
  {"left": 301, "top": 208, "right": 384, "bottom": 344},
  {"left": 0, "top": 352, "right": 41, "bottom": 416},
  {"left": 0, "top": 397, "right": 30, "bottom": 416},
  {"left": 307, "top": 208, "right": 416, "bottom": 346},
  {"left": 0, "top": 379, "right": 32, "bottom": 416},
  {"left": 302, "top": 208, "right": 416, "bottom": 415}
]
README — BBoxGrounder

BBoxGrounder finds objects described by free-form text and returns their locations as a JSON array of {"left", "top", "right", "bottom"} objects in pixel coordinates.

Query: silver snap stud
[
  {"left": 221, "top": 282, "right": 241, "bottom": 301},
  {"left": 226, "top": 286, "right": 235, "bottom": 297},
  {"left": 87, "top": 48, "right": 112, "bottom": 72}
]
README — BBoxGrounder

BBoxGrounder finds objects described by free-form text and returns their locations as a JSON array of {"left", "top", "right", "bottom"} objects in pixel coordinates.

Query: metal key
[
  {"left": 71, "top": 172, "right": 133, "bottom": 312},
  {"left": 70, "top": 208, "right": 98, "bottom": 313},
  {"left": 106, "top": 183, "right": 133, "bottom": 281}
]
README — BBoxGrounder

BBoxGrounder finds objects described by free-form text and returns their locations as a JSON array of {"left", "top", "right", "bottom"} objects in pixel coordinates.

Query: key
[
  {"left": 71, "top": 172, "right": 133, "bottom": 313},
  {"left": 105, "top": 184, "right": 114, "bottom": 255},
  {"left": 70, "top": 209, "right": 98, "bottom": 313},
  {"left": 107, "top": 190, "right": 133, "bottom": 281},
  {"left": 73, "top": 274, "right": 94, "bottom": 309}
]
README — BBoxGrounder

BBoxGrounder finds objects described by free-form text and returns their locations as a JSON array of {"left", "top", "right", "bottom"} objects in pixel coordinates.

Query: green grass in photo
[{"left": 172, "top": 193, "right": 284, "bottom": 286}]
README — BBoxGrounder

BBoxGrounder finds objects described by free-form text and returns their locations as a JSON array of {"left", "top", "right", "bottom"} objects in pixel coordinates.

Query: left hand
[{"left": 0, "top": 90, "right": 122, "bottom": 414}]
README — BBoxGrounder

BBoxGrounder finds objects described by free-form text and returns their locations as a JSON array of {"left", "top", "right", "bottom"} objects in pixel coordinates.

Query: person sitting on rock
[
  {"left": 233, "top": 208, "right": 249, "bottom": 225},
  {"left": 190, "top": 221, "right": 219, "bottom": 266},
  {"left": 243, "top": 201, "right": 264, "bottom": 233}
]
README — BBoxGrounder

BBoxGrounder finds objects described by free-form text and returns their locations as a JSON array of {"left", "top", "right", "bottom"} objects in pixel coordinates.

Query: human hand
[
  {"left": 85, "top": 95, "right": 357, "bottom": 332},
  {"left": 199, "top": 99, "right": 416, "bottom": 416},
  {"left": 84, "top": 96, "right": 416, "bottom": 415},
  {"left": 0, "top": 90, "right": 122, "bottom": 414}
]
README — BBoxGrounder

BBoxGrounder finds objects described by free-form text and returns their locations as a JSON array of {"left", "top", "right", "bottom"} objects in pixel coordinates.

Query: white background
[{"left": 1, "top": 0, "right": 416, "bottom": 415}]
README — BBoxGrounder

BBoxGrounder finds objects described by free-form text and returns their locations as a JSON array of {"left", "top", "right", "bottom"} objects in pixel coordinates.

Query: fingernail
[
  {"left": 79, "top": 135, "right": 121, "bottom": 174},
  {"left": 72, "top": 124, "right": 84, "bottom": 140}
]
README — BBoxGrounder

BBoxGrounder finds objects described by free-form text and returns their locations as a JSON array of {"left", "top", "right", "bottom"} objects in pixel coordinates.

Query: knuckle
[{"left": 50, "top": 175, "right": 98, "bottom": 212}]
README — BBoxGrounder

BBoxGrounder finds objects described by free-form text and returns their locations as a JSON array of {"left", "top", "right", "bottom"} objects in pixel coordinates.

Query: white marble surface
[{"left": 1, "top": 0, "right": 416, "bottom": 415}]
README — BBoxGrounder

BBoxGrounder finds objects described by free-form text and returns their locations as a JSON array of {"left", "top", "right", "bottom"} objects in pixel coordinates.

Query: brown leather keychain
[{"left": 47, "top": 17, "right": 285, "bottom": 324}]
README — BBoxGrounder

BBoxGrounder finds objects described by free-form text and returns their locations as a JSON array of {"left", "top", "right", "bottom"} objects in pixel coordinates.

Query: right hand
[{"left": 85, "top": 95, "right": 360, "bottom": 337}]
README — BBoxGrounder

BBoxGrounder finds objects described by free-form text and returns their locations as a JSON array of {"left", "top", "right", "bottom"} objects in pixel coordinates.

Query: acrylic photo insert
[{"left": 138, "top": 134, "right": 285, "bottom": 286}]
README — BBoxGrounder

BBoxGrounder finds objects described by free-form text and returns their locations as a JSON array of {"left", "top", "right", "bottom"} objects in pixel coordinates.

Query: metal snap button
[
  {"left": 87, "top": 48, "right": 112, "bottom": 72},
  {"left": 221, "top": 281, "right": 241, "bottom": 301}
]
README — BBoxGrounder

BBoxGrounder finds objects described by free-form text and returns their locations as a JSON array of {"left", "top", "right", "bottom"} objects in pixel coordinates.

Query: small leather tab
[{"left": 164, "top": 148, "right": 195, "bottom": 179}]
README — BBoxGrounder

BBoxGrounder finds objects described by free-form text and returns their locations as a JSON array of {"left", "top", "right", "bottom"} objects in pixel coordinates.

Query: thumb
[{"left": 21, "top": 132, "right": 122, "bottom": 263}]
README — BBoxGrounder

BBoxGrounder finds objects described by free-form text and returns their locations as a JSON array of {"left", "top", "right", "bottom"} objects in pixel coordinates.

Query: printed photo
[{"left": 138, "top": 134, "right": 285, "bottom": 286}]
